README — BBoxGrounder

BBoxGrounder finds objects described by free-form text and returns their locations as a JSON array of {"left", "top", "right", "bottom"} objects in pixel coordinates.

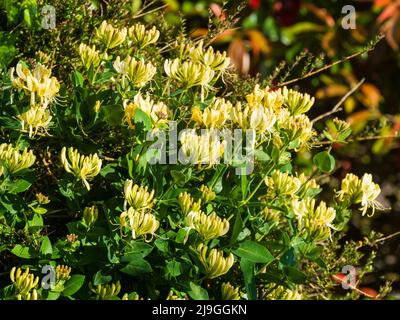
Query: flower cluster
[
  {"left": 60, "top": 147, "right": 102, "bottom": 191},
  {"left": 0, "top": 143, "right": 36, "bottom": 174}
]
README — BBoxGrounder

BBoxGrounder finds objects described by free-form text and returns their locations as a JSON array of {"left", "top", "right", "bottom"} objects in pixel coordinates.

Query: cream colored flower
[
  {"left": 164, "top": 58, "right": 214, "bottom": 100},
  {"left": 282, "top": 86, "right": 315, "bottom": 116},
  {"left": 124, "top": 179, "right": 155, "bottom": 211},
  {"left": 186, "top": 211, "right": 229, "bottom": 240},
  {"left": 199, "top": 184, "right": 216, "bottom": 203},
  {"left": 337, "top": 173, "right": 383, "bottom": 216},
  {"left": 10, "top": 267, "right": 39, "bottom": 300},
  {"left": 119, "top": 207, "right": 159, "bottom": 240},
  {"left": 90, "top": 281, "right": 121, "bottom": 300},
  {"left": 192, "top": 98, "right": 233, "bottom": 129},
  {"left": 292, "top": 198, "right": 336, "bottom": 241},
  {"left": 190, "top": 41, "right": 231, "bottom": 72},
  {"left": 221, "top": 282, "right": 240, "bottom": 300},
  {"left": 60, "top": 147, "right": 102, "bottom": 191},
  {"left": 246, "top": 85, "right": 284, "bottom": 112},
  {"left": 79, "top": 43, "right": 101, "bottom": 70},
  {"left": 113, "top": 56, "right": 156, "bottom": 87},
  {"left": 123, "top": 93, "right": 169, "bottom": 129},
  {"left": 128, "top": 24, "right": 160, "bottom": 48},
  {"left": 11, "top": 62, "right": 60, "bottom": 107},
  {"left": 179, "top": 129, "right": 225, "bottom": 167},
  {"left": 96, "top": 21, "right": 127, "bottom": 49},
  {"left": 265, "top": 170, "right": 301, "bottom": 198},
  {"left": 197, "top": 243, "right": 234, "bottom": 279},
  {"left": 0, "top": 143, "right": 35, "bottom": 174},
  {"left": 18, "top": 105, "right": 52, "bottom": 137},
  {"left": 178, "top": 191, "right": 201, "bottom": 215}
]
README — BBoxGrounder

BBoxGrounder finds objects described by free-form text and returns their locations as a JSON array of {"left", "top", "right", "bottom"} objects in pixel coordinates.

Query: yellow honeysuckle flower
[
  {"left": 279, "top": 113, "right": 315, "bottom": 150},
  {"left": 296, "top": 173, "right": 320, "bottom": 198},
  {"left": 221, "top": 282, "right": 240, "bottom": 300},
  {"left": 10, "top": 267, "right": 39, "bottom": 299},
  {"left": 186, "top": 211, "right": 229, "bottom": 240},
  {"left": 232, "top": 102, "right": 276, "bottom": 134},
  {"left": 96, "top": 21, "right": 127, "bottom": 49},
  {"left": 10, "top": 62, "right": 60, "bottom": 107},
  {"left": 79, "top": 43, "right": 101, "bottom": 70},
  {"left": 119, "top": 207, "right": 159, "bottom": 240},
  {"left": 123, "top": 93, "right": 169, "bottom": 129},
  {"left": 246, "top": 85, "right": 284, "bottom": 112},
  {"left": 83, "top": 205, "right": 98, "bottom": 227},
  {"left": 164, "top": 58, "right": 215, "bottom": 100},
  {"left": 197, "top": 243, "right": 234, "bottom": 279},
  {"left": 113, "top": 56, "right": 156, "bottom": 87},
  {"left": 179, "top": 129, "right": 225, "bottom": 167},
  {"left": 282, "top": 86, "right": 315, "bottom": 115},
  {"left": 90, "top": 281, "right": 121, "bottom": 300},
  {"left": 60, "top": 147, "right": 102, "bottom": 191},
  {"left": 266, "top": 285, "right": 303, "bottom": 300},
  {"left": 178, "top": 191, "right": 201, "bottom": 216},
  {"left": 56, "top": 265, "right": 72, "bottom": 281},
  {"left": 337, "top": 173, "right": 383, "bottom": 216},
  {"left": 18, "top": 105, "right": 52, "bottom": 137},
  {"left": 189, "top": 41, "right": 231, "bottom": 72},
  {"left": 35, "top": 50, "right": 50, "bottom": 64},
  {"left": 292, "top": 198, "right": 336, "bottom": 241},
  {"left": 265, "top": 170, "right": 301, "bottom": 198},
  {"left": 199, "top": 184, "right": 216, "bottom": 203},
  {"left": 124, "top": 179, "right": 155, "bottom": 211},
  {"left": 128, "top": 24, "right": 160, "bottom": 48},
  {"left": 191, "top": 98, "right": 233, "bottom": 129},
  {"left": 0, "top": 143, "right": 36, "bottom": 174}
]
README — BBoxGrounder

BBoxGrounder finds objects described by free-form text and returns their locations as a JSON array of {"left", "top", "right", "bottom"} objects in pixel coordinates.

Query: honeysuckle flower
[
  {"left": 35, "top": 50, "right": 50, "bottom": 64},
  {"left": 10, "top": 62, "right": 60, "bottom": 107},
  {"left": 0, "top": 143, "right": 36, "bottom": 174},
  {"left": 246, "top": 84, "right": 284, "bottom": 112},
  {"left": 292, "top": 198, "right": 336, "bottom": 241},
  {"left": 260, "top": 207, "right": 281, "bottom": 223},
  {"left": 197, "top": 243, "right": 234, "bottom": 279},
  {"left": 296, "top": 173, "right": 321, "bottom": 198},
  {"left": 232, "top": 103, "right": 276, "bottom": 134},
  {"left": 337, "top": 173, "right": 383, "bottom": 216},
  {"left": 199, "top": 184, "right": 216, "bottom": 203},
  {"left": 119, "top": 207, "right": 159, "bottom": 240},
  {"left": 282, "top": 86, "right": 315, "bottom": 116},
  {"left": 191, "top": 98, "right": 233, "bottom": 129},
  {"left": 323, "top": 118, "right": 352, "bottom": 142},
  {"left": 279, "top": 113, "right": 315, "bottom": 150},
  {"left": 10, "top": 267, "right": 39, "bottom": 300},
  {"left": 128, "top": 24, "right": 160, "bottom": 48},
  {"left": 164, "top": 58, "right": 215, "bottom": 100},
  {"left": 265, "top": 170, "right": 301, "bottom": 198},
  {"left": 124, "top": 179, "right": 155, "bottom": 211},
  {"left": 186, "top": 211, "right": 229, "bottom": 240},
  {"left": 113, "top": 56, "right": 156, "bottom": 87},
  {"left": 83, "top": 205, "right": 98, "bottom": 227},
  {"left": 60, "top": 147, "right": 102, "bottom": 191},
  {"left": 55, "top": 265, "right": 71, "bottom": 281},
  {"left": 18, "top": 105, "right": 52, "bottom": 137},
  {"left": 123, "top": 93, "right": 169, "bottom": 129},
  {"left": 221, "top": 282, "right": 240, "bottom": 300},
  {"left": 90, "top": 281, "right": 121, "bottom": 300},
  {"left": 179, "top": 129, "right": 225, "bottom": 167},
  {"left": 266, "top": 285, "right": 303, "bottom": 300},
  {"left": 96, "top": 21, "right": 127, "bottom": 49},
  {"left": 178, "top": 191, "right": 201, "bottom": 215},
  {"left": 79, "top": 43, "right": 101, "bottom": 70},
  {"left": 189, "top": 40, "right": 231, "bottom": 72}
]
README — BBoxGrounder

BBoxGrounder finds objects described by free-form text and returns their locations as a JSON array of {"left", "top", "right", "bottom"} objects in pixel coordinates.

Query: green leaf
[
  {"left": 313, "top": 151, "right": 335, "bottom": 173},
  {"left": 93, "top": 271, "right": 112, "bottom": 286},
  {"left": 72, "top": 70, "right": 83, "bottom": 87},
  {"left": 254, "top": 149, "right": 271, "bottom": 162},
  {"left": 283, "top": 266, "right": 307, "bottom": 284},
  {"left": 234, "top": 241, "right": 274, "bottom": 264},
  {"left": 134, "top": 108, "right": 152, "bottom": 131},
  {"left": 188, "top": 282, "right": 209, "bottom": 300},
  {"left": 240, "top": 258, "right": 257, "bottom": 300},
  {"left": 40, "top": 236, "right": 52, "bottom": 258},
  {"left": 62, "top": 275, "right": 85, "bottom": 297},
  {"left": 230, "top": 211, "right": 243, "bottom": 245},
  {"left": 166, "top": 260, "right": 182, "bottom": 277},
  {"left": 120, "top": 258, "right": 153, "bottom": 276},
  {"left": 11, "top": 244, "right": 36, "bottom": 259},
  {"left": 124, "top": 241, "right": 153, "bottom": 258}
]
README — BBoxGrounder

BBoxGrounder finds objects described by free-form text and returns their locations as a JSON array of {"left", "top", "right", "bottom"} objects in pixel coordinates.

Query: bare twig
[{"left": 312, "top": 78, "right": 365, "bottom": 124}]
